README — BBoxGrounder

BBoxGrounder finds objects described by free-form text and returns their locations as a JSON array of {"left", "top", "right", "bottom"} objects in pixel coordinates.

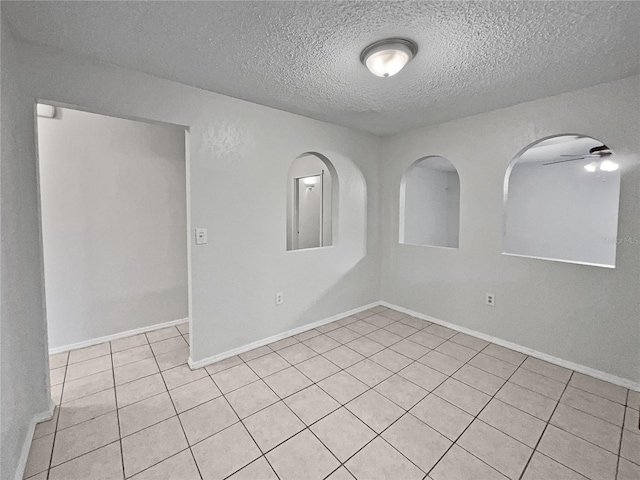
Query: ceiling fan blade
[
  {"left": 542, "top": 157, "right": 587, "bottom": 165},
  {"left": 560, "top": 154, "right": 595, "bottom": 157}
]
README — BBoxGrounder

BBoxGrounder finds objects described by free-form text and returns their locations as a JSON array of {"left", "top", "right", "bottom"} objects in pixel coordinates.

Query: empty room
[{"left": 1, "top": 2, "right": 638, "bottom": 480}]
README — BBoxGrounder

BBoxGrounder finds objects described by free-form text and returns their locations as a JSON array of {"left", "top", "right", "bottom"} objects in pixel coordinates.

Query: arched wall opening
[{"left": 399, "top": 155, "right": 460, "bottom": 248}]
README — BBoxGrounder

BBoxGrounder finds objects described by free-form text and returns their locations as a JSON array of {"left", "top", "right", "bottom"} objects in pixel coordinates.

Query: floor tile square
[
  {"left": 346, "top": 389, "right": 404, "bottom": 433},
  {"left": 303, "top": 334, "right": 341, "bottom": 354},
  {"left": 204, "top": 355, "right": 242, "bottom": 375},
  {"left": 429, "top": 444, "right": 508, "bottom": 480},
  {"left": 114, "top": 358, "right": 159, "bottom": 386},
  {"left": 569, "top": 372, "right": 628, "bottom": 404},
  {"left": 479, "top": 398, "right": 546, "bottom": 448},
  {"left": 68, "top": 343, "right": 111, "bottom": 365},
  {"left": 50, "top": 366, "right": 66, "bottom": 386},
  {"left": 323, "top": 345, "right": 365, "bottom": 369},
  {"left": 624, "top": 405, "right": 639, "bottom": 431},
  {"left": 346, "top": 359, "right": 393, "bottom": 387},
  {"left": 169, "top": 376, "right": 221, "bottom": 413},
  {"left": 225, "top": 379, "right": 279, "bottom": 418},
  {"left": 269, "top": 336, "right": 299, "bottom": 351},
  {"left": 424, "top": 323, "right": 457, "bottom": 339},
  {"left": 410, "top": 393, "right": 474, "bottom": 441},
  {"left": 345, "top": 437, "right": 424, "bottom": 480},
  {"left": 510, "top": 367, "right": 566, "bottom": 400},
  {"left": 191, "top": 422, "right": 261, "bottom": 479},
  {"left": 177, "top": 322, "right": 189, "bottom": 335},
  {"left": 521, "top": 452, "right": 588, "bottom": 480},
  {"left": 346, "top": 320, "right": 378, "bottom": 336},
  {"left": 561, "top": 385, "right": 625, "bottom": 426},
  {"left": 620, "top": 428, "right": 640, "bottom": 465},
  {"left": 374, "top": 374, "right": 428, "bottom": 410},
  {"left": 277, "top": 343, "right": 317, "bottom": 364},
  {"left": 48, "top": 441, "right": 123, "bottom": 480},
  {"left": 433, "top": 378, "right": 490, "bottom": 415},
  {"left": 49, "top": 351, "right": 69, "bottom": 369},
  {"left": 295, "top": 355, "right": 341, "bottom": 382},
  {"left": 66, "top": 355, "right": 112, "bottom": 382},
  {"left": 263, "top": 366, "right": 312, "bottom": 398},
  {"left": 384, "top": 322, "right": 418, "bottom": 338},
  {"left": 353, "top": 309, "right": 376, "bottom": 319},
  {"left": 131, "top": 449, "right": 200, "bottom": 480},
  {"left": 111, "top": 333, "right": 148, "bottom": 353},
  {"left": 285, "top": 385, "right": 340, "bottom": 425},
  {"left": 318, "top": 371, "right": 369, "bottom": 404},
  {"left": 346, "top": 337, "right": 385, "bottom": 357},
  {"left": 482, "top": 344, "right": 526, "bottom": 366},
  {"left": 435, "top": 340, "right": 477, "bottom": 363},
  {"left": 326, "top": 326, "right": 361, "bottom": 344},
  {"left": 112, "top": 344, "right": 153, "bottom": 368},
  {"left": 382, "top": 413, "right": 451, "bottom": 473},
  {"left": 161, "top": 364, "right": 207, "bottom": 390},
  {"left": 246, "top": 352, "right": 290, "bottom": 378},
  {"left": 150, "top": 336, "right": 188, "bottom": 356},
  {"left": 366, "top": 328, "right": 403, "bottom": 347},
  {"left": 116, "top": 373, "right": 166, "bottom": 408},
  {"left": 418, "top": 350, "right": 464, "bottom": 375},
  {"left": 52, "top": 411, "right": 120, "bottom": 466},
  {"left": 550, "top": 403, "right": 622, "bottom": 453},
  {"left": 398, "top": 361, "right": 447, "bottom": 391},
  {"left": 227, "top": 457, "right": 278, "bottom": 480},
  {"left": 370, "top": 348, "right": 413, "bottom": 372},
  {"left": 364, "top": 314, "right": 395, "bottom": 328},
  {"left": 211, "top": 363, "right": 259, "bottom": 393},
  {"left": 337, "top": 314, "right": 359, "bottom": 326},
  {"left": 316, "top": 321, "right": 342, "bottom": 333},
  {"left": 294, "top": 329, "right": 322, "bottom": 342},
  {"left": 378, "top": 309, "right": 408, "bottom": 321},
  {"left": 311, "top": 407, "right": 376, "bottom": 462},
  {"left": 119, "top": 392, "right": 176, "bottom": 437},
  {"left": 458, "top": 420, "right": 532, "bottom": 479},
  {"left": 468, "top": 352, "right": 518, "bottom": 379},
  {"left": 62, "top": 370, "right": 114, "bottom": 403},
  {"left": 243, "top": 401, "right": 305, "bottom": 452},
  {"left": 617, "top": 457, "right": 640, "bottom": 480},
  {"left": 155, "top": 347, "right": 189, "bottom": 371},
  {"left": 537, "top": 425, "right": 618, "bottom": 480},
  {"left": 453, "top": 364, "right": 506, "bottom": 395},
  {"left": 389, "top": 338, "right": 430, "bottom": 359},
  {"left": 58, "top": 388, "right": 116, "bottom": 430},
  {"left": 407, "top": 330, "right": 446, "bottom": 349},
  {"left": 146, "top": 326, "right": 181, "bottom": 343},
  {"left": 179, "top": 396, "right": 239, "bottom": 445},
  {"left": 521, "top": 356, "right": 572, "bottom": 383},
  {"left": 326, "top": 466, "right": 356, "bottom": 480},
  {"left": 399, "top": 316, "right": 430, "bottom": 329},
  {"left": 267, "top": 429, "right": 340, "bottom": 480},
  {"left": 34, "top": 407, "right": 58, "bottom": 439},
  {"left": 449, "top": 332, "right": 490, "bottom": 351},
  {"left": 496, "top": 381, "right": 557, "bottom": 421},
  {"left": 23, "top": 433, "right": 54, "bottom": 478},
  {"left": 239, "top": 345, "right": 273, "bottom": 362}
]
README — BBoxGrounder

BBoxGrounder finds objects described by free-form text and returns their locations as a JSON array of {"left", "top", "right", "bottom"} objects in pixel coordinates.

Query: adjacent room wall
[
  {"left": 37, "top": 107, "right": 188, "bottom": 349},
  {"left": 1, "top": 19, "right": 51, "bottom": 480},
  {"left": 13, "top": 41, "right": 382, "bottom": 367},
  {"left": 380, "top": 76, "right": 640, "bottom": 384}
]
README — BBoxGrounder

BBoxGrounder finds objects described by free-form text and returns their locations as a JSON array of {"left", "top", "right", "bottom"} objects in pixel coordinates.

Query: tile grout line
[{"left": 614, "top": 392, "right": 628, "bottom": 480}]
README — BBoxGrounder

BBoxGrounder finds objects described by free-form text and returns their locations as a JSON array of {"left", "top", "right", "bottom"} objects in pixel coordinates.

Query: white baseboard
[
  {"left": 188, "top": 302, "right": 379, "bottom": 370},
  {"left": 14, "top": 401, "right": 56, "bottom": 480},
  {"left": 49, "top": 317, "right": 189, "bottom": 355},
  {"left": 381, "top": 301, "right": 640, "bottom": 392}
]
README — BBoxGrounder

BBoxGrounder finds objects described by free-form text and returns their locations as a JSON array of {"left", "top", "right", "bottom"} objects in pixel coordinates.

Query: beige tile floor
[{"left": 25, "top": 307, "right": 640, "bottom": 480}]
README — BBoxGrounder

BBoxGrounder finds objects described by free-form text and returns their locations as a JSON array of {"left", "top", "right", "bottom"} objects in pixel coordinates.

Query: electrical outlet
[
  {"left": 195, "top": 228, "right": 208, "bottom": 245},
  {"left": 486, "top": 293, "right": 495, "bottom": 307},
  {"left": 275, "top": 292, "right": 284, "bottom": 306}
]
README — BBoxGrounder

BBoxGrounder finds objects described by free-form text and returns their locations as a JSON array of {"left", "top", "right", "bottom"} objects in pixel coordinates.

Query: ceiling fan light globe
[
  {"left": 584, "top": 161, "right": 599, "bottom": 172},
  {"left": 599, "top": 160, "right": 619, "bottom": 172}
]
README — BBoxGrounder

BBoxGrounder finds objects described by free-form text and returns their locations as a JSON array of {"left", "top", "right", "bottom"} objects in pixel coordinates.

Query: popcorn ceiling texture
[{"left": 2, "top": 1, "right": 639, "bottom": 136}]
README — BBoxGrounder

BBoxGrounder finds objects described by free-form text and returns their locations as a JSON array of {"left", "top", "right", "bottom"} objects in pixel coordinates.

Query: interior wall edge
[
  {"left": 188, "top": 301, "right": 380, "bottom": 370},
  {"left": 380, "top": 301, "right": 640, "bottom": 392},
  {"left": 48, "top": 317, "right": 189, "bottom": 355},
  {"left": 13, "top": 400, "right": 55, "bottom": 480}
]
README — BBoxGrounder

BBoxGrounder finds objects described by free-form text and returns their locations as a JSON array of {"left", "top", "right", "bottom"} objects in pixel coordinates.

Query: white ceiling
[{"left": 3, "top": 1, "right": 639, "bottom": 136}]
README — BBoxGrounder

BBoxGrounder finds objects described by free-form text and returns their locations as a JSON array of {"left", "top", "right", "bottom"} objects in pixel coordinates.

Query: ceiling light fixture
[{"left": 360, "top": 38, "right": 418, "bottom": 78}]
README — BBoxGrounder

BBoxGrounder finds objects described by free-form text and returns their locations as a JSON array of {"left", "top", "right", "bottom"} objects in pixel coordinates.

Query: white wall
[
  {"left": 1, "top": 18, "right": 51, "bottom": 480},
  {"left": 401, "top": 163, "right": 459, "bottom": 248},
  {"left": 13, "top": 42, "right": 381, "bottom": 368},
  {"left": 504, "top": 161, "right": 620, "bottom": 267},
  {"left": 37, "top": 107, "right": 188, "bottom": 349},
  {"left": 381, "top": 76, "right": 640, "bottom": 384}
]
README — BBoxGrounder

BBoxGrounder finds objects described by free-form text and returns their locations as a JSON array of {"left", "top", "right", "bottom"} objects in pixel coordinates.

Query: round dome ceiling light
[{"left": 360, "top": 38, "right": 418, "bottom": 78}]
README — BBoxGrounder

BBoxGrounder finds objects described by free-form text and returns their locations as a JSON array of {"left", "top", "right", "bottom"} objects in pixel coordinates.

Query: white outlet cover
[{"left": 195, "top": 228, "right": 208, "bottom": 245}]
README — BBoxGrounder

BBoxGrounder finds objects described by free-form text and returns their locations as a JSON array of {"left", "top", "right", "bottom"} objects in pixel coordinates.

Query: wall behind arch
[{"left": 380, "top": 76, "right": 640, "bottom": 384}]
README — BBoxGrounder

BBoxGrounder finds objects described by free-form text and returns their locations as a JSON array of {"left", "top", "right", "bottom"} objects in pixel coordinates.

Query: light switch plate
[{"left": 195, "top": 228, "right": 208, "bottom": 245}]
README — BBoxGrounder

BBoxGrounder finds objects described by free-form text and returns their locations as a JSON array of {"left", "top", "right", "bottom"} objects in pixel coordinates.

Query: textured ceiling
[{"left": 3, "top": 1, "right": 639, "bottom": 136}]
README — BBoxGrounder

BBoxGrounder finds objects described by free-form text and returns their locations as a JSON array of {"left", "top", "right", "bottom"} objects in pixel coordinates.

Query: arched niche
[
  {"left": 286, "top": 152, "right": 339, "bottom": 251},
  {"left": 503, "top": 134, "right": 621, "bottom": 267},
  {"left": 399, "top": 156, "right": 460, "bottom": 248}
]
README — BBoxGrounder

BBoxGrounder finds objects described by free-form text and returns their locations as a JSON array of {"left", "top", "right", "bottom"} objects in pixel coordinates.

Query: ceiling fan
[{"left": 543, "top": 144, "right": 619, "bottom": 172}]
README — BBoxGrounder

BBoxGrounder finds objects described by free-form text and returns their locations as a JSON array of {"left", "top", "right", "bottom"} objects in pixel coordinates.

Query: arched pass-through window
[
  {"left": 503, "top": 134, "right": 621, "bottom": 267},
  {"left": 399, "top": 156, "right": 460, "bottom": 248},
  {"left": 287, "top": 153, "right": 338, "bottom": 251}
]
